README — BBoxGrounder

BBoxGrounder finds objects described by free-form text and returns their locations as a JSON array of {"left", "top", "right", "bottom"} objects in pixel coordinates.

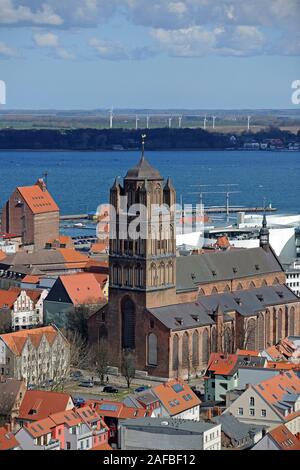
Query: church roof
[
  {"left": 176, "top": 247, "right": 283, "bottom": 292},
  {"left": 125, "top": 155, "right": 163, "bottom": 180},
  {"left": 148, "top": 285, "right": 298, "bottom": 331}
]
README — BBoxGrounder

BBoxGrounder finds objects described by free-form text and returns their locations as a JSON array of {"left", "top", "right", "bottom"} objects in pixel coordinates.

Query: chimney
[
  {"left": 36, "top": 178, "right": 47, "bottom": 192},
  {"left": 207, "top": 408, "right": 212, "bottom": 420}
]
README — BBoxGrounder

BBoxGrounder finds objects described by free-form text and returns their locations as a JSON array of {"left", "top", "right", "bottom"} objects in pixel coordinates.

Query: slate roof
[
  {"left": 148, "top": 285, "right": 298, "bottom": 331},
  {"left": 121, "top": 417, "right": 216, "bottom": 435},
  {"left": 125, "top": 155, "right": 163, "bottom": 181},
  {"left": 176, "top": 247, "right": 283, "bottom": 292},
  {"left": 212, "top": 413, "right": 263, "bottom": 442}
]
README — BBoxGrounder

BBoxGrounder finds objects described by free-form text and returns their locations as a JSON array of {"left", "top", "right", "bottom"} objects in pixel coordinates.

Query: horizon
[{"left": 0, "top": 1, "right": 299, "bottom": 109}]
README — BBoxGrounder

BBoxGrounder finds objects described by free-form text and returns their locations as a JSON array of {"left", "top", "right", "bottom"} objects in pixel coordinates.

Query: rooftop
[
  {"left": 0, "top": 325, "right": 62, "bottom": 356},
  {"left": 18, "top": 390, "right": 73, "bottom": 422},
  {"left": 125, "top": 155, "right": 163, "bottom": 181},
  {"left": 17, "top": 180, "right": 59, "bottom": 215},
  {"left": 152, "top": 379, "right": 201, "bottom": 416}
]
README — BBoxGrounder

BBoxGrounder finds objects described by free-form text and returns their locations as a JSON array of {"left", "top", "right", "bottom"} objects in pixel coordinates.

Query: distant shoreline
[{"left": 0, "top": 127, "right": 298, "bottom": 152}]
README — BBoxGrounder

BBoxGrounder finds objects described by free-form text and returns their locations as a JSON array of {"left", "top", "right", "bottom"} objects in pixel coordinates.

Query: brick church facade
[{"left": 89, "top": 153, "right": 300, "bottom": 379}]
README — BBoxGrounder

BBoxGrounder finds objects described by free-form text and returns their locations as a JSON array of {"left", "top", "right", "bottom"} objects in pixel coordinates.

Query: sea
[{"left": 0, "top": 150, "right": 299, "bottom": 236}]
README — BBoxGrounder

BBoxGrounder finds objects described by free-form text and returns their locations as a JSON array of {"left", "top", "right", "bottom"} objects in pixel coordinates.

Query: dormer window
[
  {"left": 191, "top": 273, "right": 196, "bottom": 280},
  {"left": 233, "top": 267, "right": 238, "bottom": 274},
  {"left": 212, "top": 270, "right": 217, "bottom": 277},
  {"left": 256, "top": 295, "right": 264, "bottom": 302},
  {"left": 175, "top": 317, "right": 183, "bottom": 326},
  {"left": 255, "top": 264, "right": 260, "bottom": 271}
]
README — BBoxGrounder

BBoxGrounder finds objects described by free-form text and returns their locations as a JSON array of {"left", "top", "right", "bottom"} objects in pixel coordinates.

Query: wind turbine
[
  {"left": 178, "top": 116, "right": 182, "bottom": 128},
  {"left": 247, "top": 115, "right": 252, "bottom": 132},
  {"left": 135, "top": 114, "right": 140, "bottom": 130},
  {"left": 109, "top": 108, "right": 113, "bottom": 129},
  {"left": 168, "top": 117, "right": 172, "bottom": 128},
  {"left": 146, "top": 115, "right": 150, "bottom": 129},
  {"left": 203, "top": 114, "right": 207, "bottom": 130},
  {"left": 212, "top": 116, "right": 217, "bottom": 129}
]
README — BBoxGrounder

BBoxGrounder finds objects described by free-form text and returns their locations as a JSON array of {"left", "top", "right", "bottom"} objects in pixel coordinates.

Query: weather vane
[{"left": 141, "top": 133, "right": 146, "bottom": 156}]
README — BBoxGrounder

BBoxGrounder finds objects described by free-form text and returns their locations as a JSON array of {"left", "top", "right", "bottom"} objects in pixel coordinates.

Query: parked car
[
  {"left": 134, "top": 385, "right": 150, "bottom": 393},
  {"left": 79, "top": 379, "right": 94, "bottom": 388},
  {"left": 103, "top": 386, "right": 118, "bottom": 393},
  {"left": 71, "top": 370, "right": 83, "bottom": 380},
  {"left": 73, "top": 397, "right": 86, "bottom": 407}
]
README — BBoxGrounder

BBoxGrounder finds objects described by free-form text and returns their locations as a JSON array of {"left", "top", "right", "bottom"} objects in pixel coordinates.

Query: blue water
[{"left": 0, "top": 150, "right": 299, "bottom": 215}]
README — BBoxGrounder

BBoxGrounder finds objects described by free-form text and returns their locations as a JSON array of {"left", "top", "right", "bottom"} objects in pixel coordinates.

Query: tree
[
  {"left": 121, "top": 351, "right": 136, "bottom": 389},
  {"left": 65, "top": 305, "right": 91, "bottom": 341},
  {"left": 50, "top": 330, "right": 91, "bottom": 391},
  {"left": 90, "top": 339, "right": 109, "bottom": 384},
  {"left": 0, "top": 308, "right": 12, "bottom": 334}
]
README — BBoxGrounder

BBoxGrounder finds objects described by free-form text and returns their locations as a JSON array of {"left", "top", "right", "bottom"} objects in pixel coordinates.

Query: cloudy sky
[{"left": 0, "top": 0, "right": 299, "bottom": 109}]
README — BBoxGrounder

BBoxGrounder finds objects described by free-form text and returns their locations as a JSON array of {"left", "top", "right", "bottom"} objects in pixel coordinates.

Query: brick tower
[{"left": 106, "top": 142, "right": 177, "bottom": 370}]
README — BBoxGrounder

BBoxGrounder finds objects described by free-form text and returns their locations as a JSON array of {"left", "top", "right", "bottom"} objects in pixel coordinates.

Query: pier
[{"left": 60, "top": 206, "right": 277, "bottom": 221}]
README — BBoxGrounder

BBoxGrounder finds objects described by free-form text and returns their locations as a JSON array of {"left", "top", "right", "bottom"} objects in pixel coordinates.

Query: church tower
[
  {"left": 106, "top": 138, "right": 177, "bottom": 368},
  {"left": 259, "top": 213, "right": 270, "bottom": 251}
]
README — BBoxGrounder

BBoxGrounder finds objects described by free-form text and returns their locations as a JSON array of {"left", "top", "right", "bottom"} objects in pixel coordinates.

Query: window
[
  {"left": 249, "top": 408, "right": 255, "bottom": 416},
  {"left": 250, "top": 397, "right": 255, "bottom": 406},
  {"left": 238, "top": 408, "right": 244, "bottom": 416},
  {"left": 261, "top": 409, "right": 266, "bottom": 417}
]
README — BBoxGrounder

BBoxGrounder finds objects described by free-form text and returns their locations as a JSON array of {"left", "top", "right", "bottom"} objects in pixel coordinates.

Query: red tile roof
[
  {"left": 91, "top": 442, "right": 113, "bottom": 451},
  {"left": 24, "top": 417, "right": 56, "bottom": 438},
  {"left": 254, "top": 371, "right": 300, "bottom": 410},
  {"left": 268, "top": 424, "right": 300, "bottom": 450},
  {"left": 18, "top": 390, "right": 73, "bottom": 422},
  {"left": 56, "top": 248, "right": 89, "bottom": 268},
  {"left": 0, "top": 326, "right": 59, "bottom": 356},
  {"left": 17, "top": 182, "right": 59, "bottom": 215},
  {"left": 0, "top": 427, "right": 19, "bottom": 450},
  {"left": 206, "top": 352, "right": 239, "bottom": 376},
  {"left": 237, "top": 350, "right": 260, "bottom": 357},
  {"left": 59, "top": 273, "right": 105, "bottom": 305},
  {"left": 88, "top": 400, "right": 146, "bottom": 420},
  {"left": 50, "top": 409, "right": 82, "bottom": 427},
  {"left": 152, "top": 379, "right": 201, "bottom": 416},
  {"left": 21, "top": 275, "right": 41, "bottom": 284},
  {"left": 0, "top": 288, "right": 19, "bottom": 309}
]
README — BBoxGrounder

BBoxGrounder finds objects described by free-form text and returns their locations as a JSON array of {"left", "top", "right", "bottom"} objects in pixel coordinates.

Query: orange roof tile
[
  {"left": 0, "top": 288, "right": 20, "bottom": 309},
  {"left": 88, "top": 400, "right": 146, "bottom": 420},
  {"left": 50, "top": 409, "right": 82, "bottom": 427},
  {"left": 17, "top": 182, "right": 59, "bottom": 215},
  {"left": 237, "top": 350, "right": 260, "bottom": 357},
  {"left": 47, "top": 235, "right": 72, "bottom": 245},
  {"left": 59, "top": 273, "right": 105, "bottom": 305},
  {"left": 206, "top": 352, "right": 239, "bottom": 376},
  {"left": 0, "top": 251, "right": 6, "bottom": 261},
  {"left": 90, "top": 242, "right": 108, "bottom": 254},
  {"left": 0, "top": 427, "right": 19, "bottom": 450},
  {"left": 268, "top": 424, "right": 300, "bottom": 450},
  {"left": 25, "top": 417, "right": 56, "bottom": 438},
  {"left": 153, "top": 379, "right": 201, "bottom": 416},
  {"left": 56, "top": 248, "right": 89, "bottom": 269},
  {"left": 0, "top": 326, "right": 60, "bottom": 356},
  {"left": 19, "top": 390, "right": 73, "bottom": 422},
  {"left": 21, "top": 275, "right": 41, "bottom": 284},
  {"left": 254, "top": 371, "right": 300, "bottom": 408},
  {"left": 267, "top": 362, "right": 297, "bottom": 370},
  {"left": 91, "top": 442, "right": 112, "bottom": 451}
]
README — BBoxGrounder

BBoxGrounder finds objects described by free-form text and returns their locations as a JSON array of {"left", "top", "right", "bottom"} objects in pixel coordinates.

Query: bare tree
[
  {"left": 51, "top": 330, "right": 91, "bottom": 391},
  {"left": 0, "top": 392, "right": 15, "bottom": 427},
  {"left": 90, "top": 339, "right": 109, "bottom": 384},
  {"left": 236, "top": 319, "right": 256, "bottom": 350},
  {"left": 121, "top": 352, "right": 136, "bottom": 389},
  {"left": 0, "top": 308, "right": 12, "bottom": 333}
]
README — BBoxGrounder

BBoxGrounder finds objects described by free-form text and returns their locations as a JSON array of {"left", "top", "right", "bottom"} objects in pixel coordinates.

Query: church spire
[{"left": 259, "top": 212, "right": 270, "bottom": 250}]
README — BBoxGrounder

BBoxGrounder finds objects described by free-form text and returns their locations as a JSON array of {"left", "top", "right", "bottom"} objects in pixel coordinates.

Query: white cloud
[
  {"left": 33, "top": 31, "right": 74, "bottom": 59},
  {"left": 152, "top": 24, "right": 265, "bottom": 57},
  {"left": 0, "top": 40, "right": 17, "bottom": 57},
  {"left": 89, "top": 38, "right": 129, "bottom": 60},
  {"left": 33, "top": 32, "right": 59, "bottom": 47},
  {"left": 0, "top": 0, "right": 63, "bottom": 25},
  {"left": 56, "top": 47, "right": 74, "bottom": 59}
]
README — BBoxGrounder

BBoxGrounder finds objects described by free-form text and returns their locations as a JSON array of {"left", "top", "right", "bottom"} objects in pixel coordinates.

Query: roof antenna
[
  {"left": 141, "top": 134, "right": 146, "bottom": 158},
  {"left": 43, "top": 171, "right": 48, "bottom": 188}
]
